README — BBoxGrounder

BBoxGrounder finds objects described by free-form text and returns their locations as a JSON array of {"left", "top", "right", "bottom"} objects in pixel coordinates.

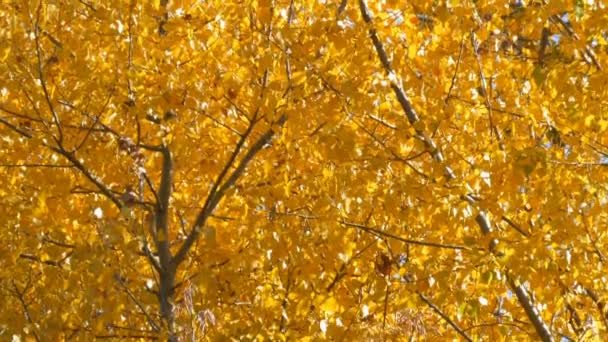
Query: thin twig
[
  {"left": 34, "top": 4, "right": 63, "bottom": 144},
  {"left": 0, "top": 163, "right": 73, "bottom": 168},
  {"left": 470, "top": 31, "right": 501, "bottom": 141},
  {"left": 383, "top": 282, "right": 390, "bottom": 329},
  {"left": 115, "top": 274, "right": 161, "bottom": 332},
  {"left": 444, "top": 35, "right": 465, "bottom": 105},
  {"left": 501, "top": 215, "right": 530, "bottom": 237},
  {"left": 12, "top": 281, "right": 41, "bottom": 342},
  {"left": 340, "top": 221, "right": 471, "bottom": 250},
  {"left": 418, "top": 292, "right": 473, "bottom": 342}
]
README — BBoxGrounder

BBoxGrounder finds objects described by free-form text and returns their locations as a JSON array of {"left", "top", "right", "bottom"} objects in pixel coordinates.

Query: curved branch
[{"left": 340, "top": 220, "right": 471, "bottom": 250}]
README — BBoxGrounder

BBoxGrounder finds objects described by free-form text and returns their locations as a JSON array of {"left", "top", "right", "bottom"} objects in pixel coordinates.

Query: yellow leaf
[
  {"left": 320, "top": 296, "right": 340, "bottom": 314},
  {"left": 584, "top": 115, "right": 595, "bottom": 127}
]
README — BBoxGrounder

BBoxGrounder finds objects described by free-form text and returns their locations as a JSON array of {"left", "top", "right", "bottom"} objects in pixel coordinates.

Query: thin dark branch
[
  {"left": 463, "top": 321, "right": 529, "bottom": 333},
  {"left": 340, "top": 221, "right": 471, "bottom": 250},
  {"left": 174, "top": 22, "right": 283, "bottom": 263},
  {"left": 0, "top": 104, "right": 109, "bottom": 133},
  {"left": 549, "top": 160, "right": 608, "bottom": 167},
  {"left": 0, "top": 163, "right": 73, "bottom": 168},
  {"left": 418, "top": 292, "right": 473, "bottom": 342},
  {"left": 449, "top": 96, "right": 525, "bottom": 118},
  {"left": 59, "top": 149, "right": 123, "bottom": 208},
  {"left": 174, "top": 114, "right": 287, "bottom": 266},
  {"left": 198, "top": 109, "right": 243, "bottom": 136},
  {"left": 584, "top": 287, "right": 608, "bottom": 332},
  {"left": 538, "top": 27, "right": 550, "bottom": 66},
  {"left": 57, "top": 100, "right": 122, "bottom": 138},
  {"left": 501, "top": 215, "right": 530, "bottom": 237},
  {"left": 142, "top": 172, "right": 161, "bottom": 208},
  {"left": 73, "top": 90, "right": 114, "bottom": 152},
  {"left": 2, "top": 111, "right": 121, "bottom": 209},
  {"left": 326, "top": 239, "right": 376, "bottom": 292},
  {"left": 34, "top": 4, "right": 63, "bottom": 144},
  {"left": 0, "top": 115, "right": 34, "bottom": 138},
  {"left": 115, "top": 274, "right": 161, "bottom": 332},
  {"left": 215, "top": 116, "right": 287, "bottom": 201},
  {"left": 12, "top": 281, "right": 41, "bottom": 342},
  {"left": 93, "top": 334, "right": 157, "bottom": 340},
  {"left": 337, "top": 0, "right": 348, "bottom": 16},
  {"left": 42, "top": 234, "right": 76, "bottom": 248},
  {"left": 444, "top": 35, "right": 465, "bottom": 105},
  {"left": 383, "top": 282, "right": 390, "bottom": 328},
  {"left": 367, "top": 113, "right": 397, "bottom": 129},
  {"left": 78, "top": 0, "right": 96, "bottom": 11},
  {"left": 353, "top": 118, "right": 430, "bottom": 179},
  {"left": 19, "top": 251, "right": 73, "bottom": 267},
  {"left": 470, "top": 31, "right": 500, "bottom": 140}
]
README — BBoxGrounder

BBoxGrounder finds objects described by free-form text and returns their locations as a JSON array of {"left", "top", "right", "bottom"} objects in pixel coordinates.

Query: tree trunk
[{"left": 159, "top": 265, "right": 176, "bottom": 341}]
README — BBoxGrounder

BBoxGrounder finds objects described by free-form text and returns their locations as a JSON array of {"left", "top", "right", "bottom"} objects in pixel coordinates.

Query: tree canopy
[{"left": 1, "top": 0, "right": 607, "bottom": 340}]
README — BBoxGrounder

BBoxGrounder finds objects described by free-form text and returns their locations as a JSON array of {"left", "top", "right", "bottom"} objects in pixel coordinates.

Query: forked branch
[{"left": 174, "top": 114, "right": 287, "bottom": 266}]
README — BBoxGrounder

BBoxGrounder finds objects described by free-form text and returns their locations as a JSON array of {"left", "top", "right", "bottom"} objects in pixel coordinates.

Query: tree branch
[
  {"left": 115, "top": 274, "right": 161, "bottom": 332},
  {"left": 356, "top": 1, "right": 553, "bottom": 340},
  {"left": 508, "top": 277, "right": 554, "bottom": 342},
  {"left": 174, "top": 114, "right": 287, "bottom": 266},
  {"left": 12, "top": 281, "right": 41, "bottom": 342},
  {"left": 418, "top": 292, "right": 473, "bottom": 342},
  {"left": 0, "top": 114, "right": 122, "bottom": 209},
  {"left": 470, "top": 31, "right": 501, "bottom": 141},
  {"left": 585, "top": 286, "right": 608, "bottom": 332},
  {"left": 34, "top": 3, "right": 63, "bottom": 145},
  {"left": 340, "top": 220, "right": 471, "bottom": 250}
]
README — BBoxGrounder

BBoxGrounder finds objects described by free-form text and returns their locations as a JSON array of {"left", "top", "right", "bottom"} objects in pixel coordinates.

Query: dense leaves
[{"left": 0, "top": 0, "right": 607, "bottom": 340}]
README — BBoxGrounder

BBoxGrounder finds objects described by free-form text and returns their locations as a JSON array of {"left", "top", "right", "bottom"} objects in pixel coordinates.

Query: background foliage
[{"left": 1, "top": 0, "right": 607, "bottom": 340}]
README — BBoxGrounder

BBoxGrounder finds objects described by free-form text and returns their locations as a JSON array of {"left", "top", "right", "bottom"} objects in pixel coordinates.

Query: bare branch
[
  {"left": 12, "top": 281, "right": 41, "bottom": 342},
  {"left": 42, "top": 234, "right": 76, "bottom": 248},
  {"left": 501, "top": 215, "right": 530, "bottom": 237},
  {"left": 19, "top": 253, "right": 71, "bottom": 267},
  {"left": 444, "top": 35, "right": 465, "bottom": 105},
  {"left": 0, "top": 115, "right": 34, "bottom": 138},
  {"left": 115, "top": 274, "right": 161, "bottom": 332},
  {"left": 470, "top": 31, "right": 501, "bottom": 141},
  {"left": 1, "top": 111, "right": 122, "bottom": 209},
  {"left": 418, "top": 292, "right": 473, "bottom": 342},
  {"left": 0, "top": 163, "right": 73, "bottom": 169},
  {"left": 538, "top": 27, "right": 550, "bottom": 66},
  {"left": 585, "top": 287, "right": 608, "bottom": 332},
  {"left": 174, "top": 114, "right": 287, "bottom": 266},
  {"left": 73, "top": 90, "right": 114, "bottom": 152},
  {"left": 34, "top": 4, "right": 63, "bottom": 144},
  {"left": 340, "top": 220, "right": 471, "bottom": 250},
  {"left": 337, "top": 0, "right": 348, "bottom": 16},
  {"left": 59, "top": 149, "right": 123, "bottom": 208}
]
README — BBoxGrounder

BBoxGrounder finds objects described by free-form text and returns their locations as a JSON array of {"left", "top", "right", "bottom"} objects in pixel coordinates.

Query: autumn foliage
[{"left": 1, "top": 0, "right": 608, "bottom": 340}]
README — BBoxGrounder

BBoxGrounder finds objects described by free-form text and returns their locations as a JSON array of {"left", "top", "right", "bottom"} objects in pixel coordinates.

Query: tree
[{"left": 0, "top": 0, "right": 607, "bottom": 340}]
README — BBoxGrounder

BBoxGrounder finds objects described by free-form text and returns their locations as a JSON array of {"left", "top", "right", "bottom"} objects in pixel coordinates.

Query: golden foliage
[{"left": 0, "top": 0, "right": 607, "bottom": 340}]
